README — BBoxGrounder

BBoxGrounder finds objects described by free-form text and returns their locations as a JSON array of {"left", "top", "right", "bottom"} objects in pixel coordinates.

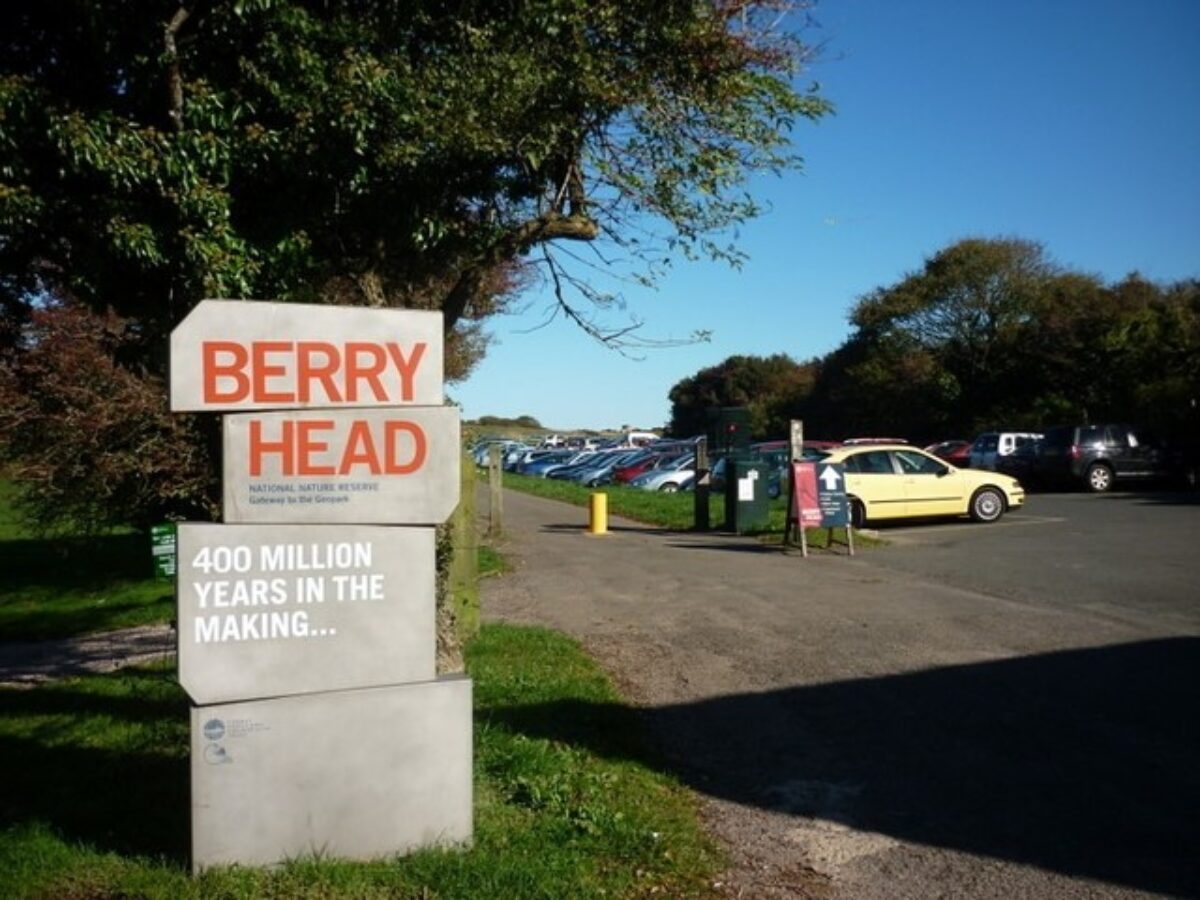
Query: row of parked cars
[
  {"left": 470, "top": 422, "right": 1195, "bottom": 531},
  {"left": 471, "top": 436, "right": 703, "bottom": 493},
  {"left": 927, "top": 423, "right": 1197, "bottom": 493}
]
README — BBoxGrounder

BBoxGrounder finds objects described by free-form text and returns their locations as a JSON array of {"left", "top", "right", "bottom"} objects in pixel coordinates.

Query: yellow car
[{"left": 823, "top": 444, "right": 1025, "bottom": 527}]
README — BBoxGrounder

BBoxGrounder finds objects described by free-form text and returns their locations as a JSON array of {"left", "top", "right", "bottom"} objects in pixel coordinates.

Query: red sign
[{"left": 791, "top": 462, "right": 824, "bottom": 527}]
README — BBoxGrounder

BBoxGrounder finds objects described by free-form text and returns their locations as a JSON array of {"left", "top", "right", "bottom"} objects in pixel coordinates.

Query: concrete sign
[
  {"left": 222, "top": 406, "right": 460, "bottom": 524},
  {"left": 177, "top": 523, "right": 435, "bottom": 704},
  {"left": 191, "top": 677, "right": 473, "bottom": 871},
  {"left": 170, "top": 300, "right": 444, "bottom": 411}
]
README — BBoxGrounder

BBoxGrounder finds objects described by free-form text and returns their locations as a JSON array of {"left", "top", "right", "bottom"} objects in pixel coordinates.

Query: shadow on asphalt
[
  {"left": 485, "top": 637, "right": 1200, "bottom": 897},
  {"left": 539, "top": 522, "right": 688, "bottom": 536},
  {"left": 664, "top": 539, "right": 782, "bottom": 554}
]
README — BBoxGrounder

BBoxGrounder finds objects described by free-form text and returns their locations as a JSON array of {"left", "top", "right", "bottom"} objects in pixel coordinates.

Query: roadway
[{"left": 480, "top": 485, "right": 1200, "bottom": 899}]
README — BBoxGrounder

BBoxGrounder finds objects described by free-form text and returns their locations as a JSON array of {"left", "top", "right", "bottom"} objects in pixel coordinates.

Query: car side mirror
[{"left": 936, "top": 468, "right": 950, "bottom": 478}]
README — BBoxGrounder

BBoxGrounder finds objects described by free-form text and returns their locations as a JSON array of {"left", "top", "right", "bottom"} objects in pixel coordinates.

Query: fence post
[
  {"left": 488, "top": 445, "right": 503, "bottom": 538},
  {"left": 693, "top": 437, "right": 710, "bottom": 530}
]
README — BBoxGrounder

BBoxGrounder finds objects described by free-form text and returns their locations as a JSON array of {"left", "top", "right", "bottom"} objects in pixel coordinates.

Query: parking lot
[
  {"left": 483, "top": 485, "right": 1200, "bottom": 899},
  {"left": 863, "top": 490, "right": 1200, "bottom": 629}
]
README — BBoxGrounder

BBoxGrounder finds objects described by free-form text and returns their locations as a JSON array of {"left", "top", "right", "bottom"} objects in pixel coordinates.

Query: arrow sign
[
  {"left": 794, "top": 461, "right": 849, "bottom": 528},
  {"left": 819, "top": 465, "right": 842, "bottom": 491},
  {"left": 816, "top": 462, "right": 849, "bottom": 527}
]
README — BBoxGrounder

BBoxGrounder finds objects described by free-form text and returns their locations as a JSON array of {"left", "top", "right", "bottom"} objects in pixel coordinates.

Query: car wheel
[
  {"left": 1086, "top": 462, "right": 1114, "bottom": 493},
  {"left": 850, "top": 497, "right": 866, "bottom": 529},
  {"left": 659, "top": 483, "right": 679, "bottom": 493},
  {"left": 969, "top": 487, "right": 1005, "bottom": 523}
]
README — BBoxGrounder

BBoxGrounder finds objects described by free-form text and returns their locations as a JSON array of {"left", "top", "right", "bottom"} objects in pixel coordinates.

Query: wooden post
[
  {"left": 787, "top": 420, "right": 807, "bottom": 556},
  {"left": 488, "top": 445, "right": 503, "bottom": 538},
  {"left": 694, "top": 437, "right": 710, "bottom": 531}
]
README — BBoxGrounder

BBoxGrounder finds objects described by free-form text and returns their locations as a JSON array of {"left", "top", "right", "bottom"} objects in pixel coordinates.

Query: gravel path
[{"left": 0, "top": 623, "right": 175, "bottom": 688}]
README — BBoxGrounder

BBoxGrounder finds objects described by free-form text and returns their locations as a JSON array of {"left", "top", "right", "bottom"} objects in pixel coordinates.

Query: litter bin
[{"left": 723, "top": 458, "right": 771, "bottom": 533}]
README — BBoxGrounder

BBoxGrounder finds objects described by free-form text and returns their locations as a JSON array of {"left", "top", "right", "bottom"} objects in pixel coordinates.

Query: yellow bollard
[{"left": 588, "top": 492, "right": 608, "bottom": 535}]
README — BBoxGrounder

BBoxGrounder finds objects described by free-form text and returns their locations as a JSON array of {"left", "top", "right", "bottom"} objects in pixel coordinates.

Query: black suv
[{"left": 1034, "top": 424, "right": 1171, "bottom": 492}]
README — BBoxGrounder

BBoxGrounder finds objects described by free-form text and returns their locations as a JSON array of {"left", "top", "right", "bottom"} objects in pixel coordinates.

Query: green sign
[{"left": 151, "top": 523, "right": 178, "bottom": 580}]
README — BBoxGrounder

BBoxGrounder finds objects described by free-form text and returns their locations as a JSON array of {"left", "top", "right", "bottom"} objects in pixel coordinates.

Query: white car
[{"left": 968, "top": 432, "right": 1042, "bottom": 471}]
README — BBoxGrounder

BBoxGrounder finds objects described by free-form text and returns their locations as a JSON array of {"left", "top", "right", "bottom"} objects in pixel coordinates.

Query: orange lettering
[
  {"left": 296, "top": 420, "right": 335, "bottom": 475},
  {"left": 296, "top": 342, "right": 343, "bottom": 404},
  {"left": 386, "top": 342, "right": 426, "bottom": 402},
  {"left": 203, "top": 341, "right": 250, "bottom": 403},
  {"left": 345, "top": 343, "right": 389, "bottom": 403},
  {"left": 339, "top": 421, "right": 381, "bottom": 474},
  {"left": 385, "top": 421, "right": 426, "bottom": 475},
  {"left": 252, "top": 341, "right": 293, "bottom": 404},
  {"left": 249, "top": 420, "right": 294, "bottom": 476}
]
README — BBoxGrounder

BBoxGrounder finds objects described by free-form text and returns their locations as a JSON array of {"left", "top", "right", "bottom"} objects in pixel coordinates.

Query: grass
[
  {"left": 0, "top": 624, "right": 721, "bottom": 899},
  {"left": 499, "top": 472, "right": 867, "bottom": 550},
  {"left": 0, "top": 482, "right": 174, "bottom": 642},
  {"left": 478, "top": 543, "right": 510, "bottom": 578}
]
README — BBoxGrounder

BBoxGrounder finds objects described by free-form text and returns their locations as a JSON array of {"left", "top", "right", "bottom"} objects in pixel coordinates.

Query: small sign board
[
  {"left": 222, "top": 406, "right": 461, "bottom": 525},
  {"left": 791, "top": 462, "right": 824, "bottom": 528},
  {"left": 177, "top": 523, "right": 436, "bottom": 704},
  {"left": 791, "top": 461, "right": 850, "bottom": 528},
  {"left": 151, "top": 523, "right": 177, "bottom": 580},
  {"left": 815, "top": 462, "right": 850, "bottom": 527},
  {"left": 170, "top": 300, "right": 444, "bottom": 412}
]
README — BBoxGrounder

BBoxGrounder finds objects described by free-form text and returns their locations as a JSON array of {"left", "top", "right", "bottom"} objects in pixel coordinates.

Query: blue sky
[{"left": 453, "top": 0, "right": 1200, "bottom": 433}]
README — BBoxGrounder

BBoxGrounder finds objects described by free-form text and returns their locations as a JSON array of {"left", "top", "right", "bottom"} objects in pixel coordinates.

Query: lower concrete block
[{"left": 190, "top": 676, "right": 472, "bottom": 871}]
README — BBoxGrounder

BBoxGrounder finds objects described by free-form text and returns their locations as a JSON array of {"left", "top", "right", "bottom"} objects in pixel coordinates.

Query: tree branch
[
  {"left": 441, "top": 210, "right": 600, "bottom": 333},
  {"left": 164, "top": 4, "right": 193, "bottom": 134}
]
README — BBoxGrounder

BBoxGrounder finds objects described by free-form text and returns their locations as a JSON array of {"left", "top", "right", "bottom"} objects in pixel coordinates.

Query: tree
[
  {"left": 667, "top": 353, "right": 811, "bottom": 438},
  {"left": 0, "top": 0, "right": 830, "bottom": 528},
  {"left": 847, "top": 238, "right": 1054, "bottom": 433},
  {"left": 1, "top": 0, "right": 829, "bottom": 354},
  {"left": 0, "top": 299, "right": 218, "bottom": 532}
]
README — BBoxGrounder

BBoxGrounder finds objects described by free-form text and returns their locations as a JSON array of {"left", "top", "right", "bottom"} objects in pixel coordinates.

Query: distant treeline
[
  {"left": 667, "top": 238, "right": 1200, "bottom": 443},
  {"left": 471, "top": 415, "right": 544, "bottom": 430}
]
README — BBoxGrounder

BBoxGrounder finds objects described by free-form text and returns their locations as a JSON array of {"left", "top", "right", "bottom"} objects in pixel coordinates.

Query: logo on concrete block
[{"left": 203, "top": 719, "right": 226, "bottom": 741}]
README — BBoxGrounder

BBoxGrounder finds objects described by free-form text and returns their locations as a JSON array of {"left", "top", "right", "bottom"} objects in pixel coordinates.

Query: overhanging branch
[{"left": 442, "top": 210, "right": 599, "bottom": 332}]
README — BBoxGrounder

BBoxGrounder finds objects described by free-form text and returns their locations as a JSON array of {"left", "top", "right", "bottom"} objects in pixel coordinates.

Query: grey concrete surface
[
  {"left": 177, "top": 523, "right": 436, "bottom": 704},
  {"left": 480, "top": 486, "right": 1200, "bottom": 899},
  {"left": 223, "top": 406, "right": 461, "bottom": 525},
  {"left": 191, "top": 676, "right": 473, "bottom": 872}
]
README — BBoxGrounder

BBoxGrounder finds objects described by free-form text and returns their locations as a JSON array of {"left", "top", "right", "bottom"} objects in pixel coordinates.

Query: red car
[
  {"left": 924, "top": 439, "right": 972, "bottom": 468},
  {"left": 612, "top": 451, "right": 664, "bottom": 483}
]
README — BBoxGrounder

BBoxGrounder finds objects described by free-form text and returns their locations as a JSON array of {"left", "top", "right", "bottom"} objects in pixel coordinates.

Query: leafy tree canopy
[
  {"left": 1, "top": 0, "right": 830, "bottom": 372},
  {"left": 668, "top": 238, "right": 1200, "bottom": 445},
  {"left": 667, "top": 352, "right": 812, "bottom": 438}
]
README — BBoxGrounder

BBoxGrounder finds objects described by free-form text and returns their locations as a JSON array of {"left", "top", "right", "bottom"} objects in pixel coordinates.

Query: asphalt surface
[{"left": 480, "top": 486, "right": 1200, "bottom": 899}]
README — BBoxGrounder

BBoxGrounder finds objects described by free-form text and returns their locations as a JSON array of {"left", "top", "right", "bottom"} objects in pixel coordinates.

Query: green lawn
[
  {"left": 0, "top": 481, "right": 174, "bottom": 641},
  {"left": 0, "top": 624, "right": 721, "bottom": 899}
]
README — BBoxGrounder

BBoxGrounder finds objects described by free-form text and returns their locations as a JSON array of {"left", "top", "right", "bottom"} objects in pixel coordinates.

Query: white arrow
[{"left": 819, "top": 465, "right": 842, "bottom": 491}]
